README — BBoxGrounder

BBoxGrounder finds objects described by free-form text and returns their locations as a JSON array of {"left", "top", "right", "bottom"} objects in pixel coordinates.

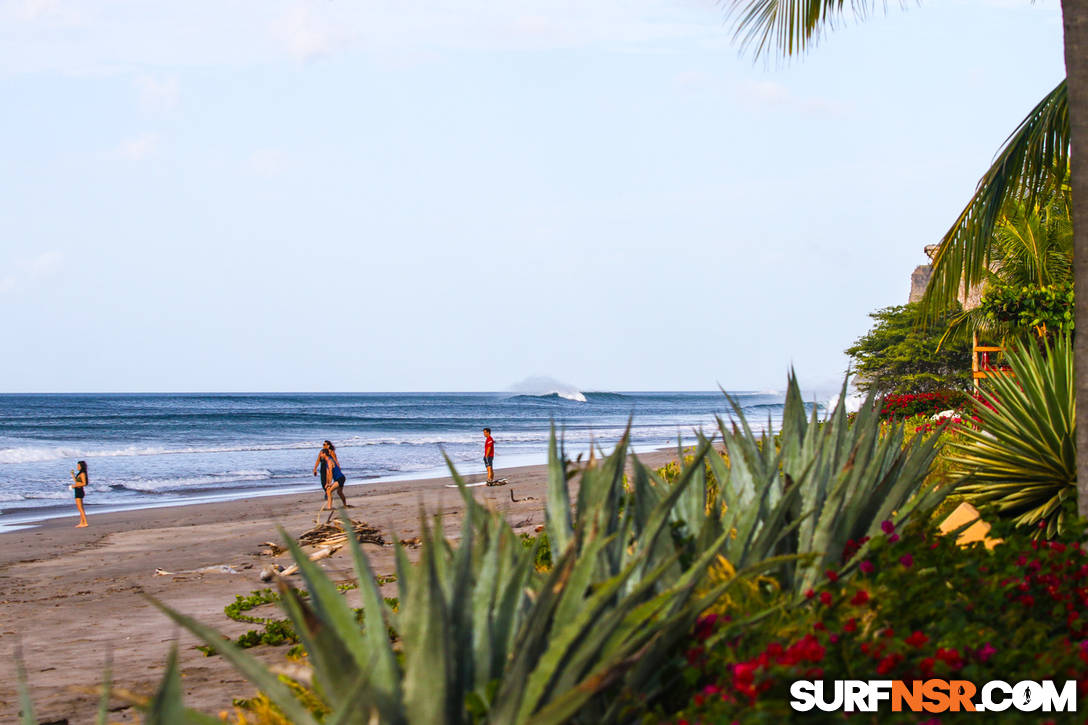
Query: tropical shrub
[
  {"left": 658, "top": 516, "right": 1088, "bottom": 724},
  {"left": 878, "top": 390, "right": 968, "bottom": 421},
  {"left": 949, "top": 335, "right": 1076, "bottom": 537},
  {"left": 979, "top": 280, "right": 1075, "bottom": 340},
  {"left": 845, "top": 302, "right": 972, "bottom": 395}
]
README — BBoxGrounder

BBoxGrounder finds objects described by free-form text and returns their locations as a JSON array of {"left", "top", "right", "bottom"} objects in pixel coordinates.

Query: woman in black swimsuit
[{"left": 68, "top": 460, "right": 89, "bottom": 528}]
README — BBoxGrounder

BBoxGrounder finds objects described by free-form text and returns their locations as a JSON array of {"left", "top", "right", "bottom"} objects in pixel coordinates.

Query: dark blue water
[{"left": 0, "top": 390, "right": 801, "bottom": 525}]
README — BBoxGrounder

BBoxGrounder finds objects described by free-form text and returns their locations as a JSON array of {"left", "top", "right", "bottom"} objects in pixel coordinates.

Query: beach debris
[
  {"left": 510, "top": 489, "right": 536, "bottom": 502},
  {"left": 258, "top": 519, "right": 382, "bottom": 581},
  {"left": 259, "top": 564, "right": 284, "bottom": 581},
  {"left": 261, "top": 519, "right": 384, "bottom": 556},
  {"left": 399, "top": 536, "right": 421, "bottom": 548},
  {"left": 154, "top": 564, "right": 242, "bottom": 577},
  {"left": 511, "top": 517, "right": 534, "bottom": 529}
]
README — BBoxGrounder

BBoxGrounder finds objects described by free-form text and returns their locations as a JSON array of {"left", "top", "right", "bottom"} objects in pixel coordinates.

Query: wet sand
[{"left": 0, "top": 450, "right": 676, "bottom": 723}]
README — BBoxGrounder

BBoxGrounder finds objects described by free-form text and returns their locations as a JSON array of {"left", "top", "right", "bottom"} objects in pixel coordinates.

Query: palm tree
[
  {"left": 720, "top": 0, "right": 1088, "bottom": 517},
  {"left": 992, "top": 198, "right": 1073, "bottom": 289}
]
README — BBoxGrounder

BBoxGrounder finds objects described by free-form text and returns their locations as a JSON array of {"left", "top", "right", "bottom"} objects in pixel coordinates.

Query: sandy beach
[{"left": 0, "top": 450, "right": 676, "bottom": 723}]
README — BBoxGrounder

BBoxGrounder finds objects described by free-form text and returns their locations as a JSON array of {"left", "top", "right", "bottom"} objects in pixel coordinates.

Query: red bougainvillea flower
[
  {"left": 888, "top": 533, "right": 901, "bottom": 544},
  {"left": 936, "top": 647, "right": 965, "bottom": 669},
  {"left": 844, "top": 618, "right": 857, "bottom": 633},
  {"left": 694, "top": 614, "right": 720, "bottom": 642},
  {"left": 900, "top": 554, "right": 914, "bottom": 568},
  {"left": 905, "top": 631, "right": 929, "bottom": 648},
  {"left": 826, "top": 569, "right": 839, "bottom": 583},
  {"left": 820, "top": 591, "right": 832, "bottom": 606},
  {"left": 850, "top": 590, "right": 871, "bottom": 606},
  {"left": 881, "top": 520, "right": 895, "bottom": 534},
  {"left": 805, "top": 588, "right": 816, "bottom": 599},
  {"left": 876, "top": 653, "right": 903, "bottom": 675},
  {"left": 977, "top": 643, "right": 997, "bottom": 662},
  {"left": 860, "top": 560, "right": 874, "bottom": 574}
]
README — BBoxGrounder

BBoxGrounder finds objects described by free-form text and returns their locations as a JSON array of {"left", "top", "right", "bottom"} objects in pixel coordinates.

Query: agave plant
[
  {"left": 587, "top": 372, "right": 947, "bottom": 598},
  {"left": 724, "top": 374, "right": 948, "bottom": 594},
  {"left": 949, "top": 335, "right": 1075, "bottom": 538},
  {"left": 138, "top": 436, "right": 777, "bottom": 724}
]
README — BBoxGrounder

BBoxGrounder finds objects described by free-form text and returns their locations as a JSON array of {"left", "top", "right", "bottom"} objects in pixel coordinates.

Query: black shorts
[
  {"left": 483, "top": 456, "right": 493, "bottom": 467},
  {"left": 74, "top": 487, "right": 84, "bottom": 499}
]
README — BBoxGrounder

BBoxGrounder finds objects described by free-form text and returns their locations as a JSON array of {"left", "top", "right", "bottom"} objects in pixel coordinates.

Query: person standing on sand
[
  {"left": 314, "top": 440, "right": 331, "bottom": 500},
  {"left": 68, "top": 460, "right": 89, "bottom": 528},
  {"left": 325, "top": 442, "right": 349, "bottom": 509},
  {"left": 483, "top": 428, "right": 495, "bottom": 483}
]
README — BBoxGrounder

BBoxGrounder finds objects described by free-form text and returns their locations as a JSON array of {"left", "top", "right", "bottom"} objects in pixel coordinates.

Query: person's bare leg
[
  {"left": 75, "top": 498, "right": 88, "bottom": 527},
  {"left": 486, "top": 465, "right": 494, "bottom": 482},
  {"left": 336, "top": 485, "right": 348, "bottom": 507}
]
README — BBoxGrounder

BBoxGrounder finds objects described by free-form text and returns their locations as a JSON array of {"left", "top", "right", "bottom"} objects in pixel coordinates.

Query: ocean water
[{"left": 0, "top": 391, "right": 807, "bottom": 526}]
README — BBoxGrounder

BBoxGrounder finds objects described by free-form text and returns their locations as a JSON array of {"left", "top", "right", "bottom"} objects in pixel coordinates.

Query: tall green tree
[
  {"left": 721, "top": 0, "right": 1088, "bottom": 517},
  {"left": 845, "top": 303, "right": 972, "bottom": 396}
]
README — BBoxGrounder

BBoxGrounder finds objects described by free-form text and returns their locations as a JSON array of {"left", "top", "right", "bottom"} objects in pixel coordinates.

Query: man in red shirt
[{"left": 483, "top": 428, "right": 495, "bottom": 483}]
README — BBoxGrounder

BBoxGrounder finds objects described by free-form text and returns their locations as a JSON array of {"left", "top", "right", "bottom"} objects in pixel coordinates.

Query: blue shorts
[{"left": 483, "top": 456, "right": 493, "bottom": 467}]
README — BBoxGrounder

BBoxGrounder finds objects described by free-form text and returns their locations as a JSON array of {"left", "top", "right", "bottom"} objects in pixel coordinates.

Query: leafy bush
[
  {"left": 659, "top": 517, "right": 1088, "bottom": 723},
  {"left": 979, "top": 280, "right": 1074, "bottom": 339},
  {"left": 845, "top": 302, "right": 972, "bottom": 395}
]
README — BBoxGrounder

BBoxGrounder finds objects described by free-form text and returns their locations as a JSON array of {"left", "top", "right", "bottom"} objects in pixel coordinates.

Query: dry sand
[{"left": 0, "top": 450, "right": 676, "bottom": 724}]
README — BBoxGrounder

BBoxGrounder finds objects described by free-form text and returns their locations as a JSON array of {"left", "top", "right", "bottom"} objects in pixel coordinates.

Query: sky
[{"left": 0, "top": 0, "right": 1068, "bottom": 393}]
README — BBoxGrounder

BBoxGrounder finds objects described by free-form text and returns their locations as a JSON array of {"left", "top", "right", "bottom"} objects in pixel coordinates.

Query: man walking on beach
[{"left": 483, "top": 428, "right": 495, "bottom": 483}]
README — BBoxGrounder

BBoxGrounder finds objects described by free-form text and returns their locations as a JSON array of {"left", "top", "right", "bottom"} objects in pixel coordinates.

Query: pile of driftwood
[{"left": 259, "top": 519, "right": 384, "bottom": 581}]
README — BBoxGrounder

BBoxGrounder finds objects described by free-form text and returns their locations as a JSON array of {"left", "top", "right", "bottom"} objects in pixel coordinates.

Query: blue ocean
[{"left": 0, "top": 390, "right": 809, "bottom": 527}]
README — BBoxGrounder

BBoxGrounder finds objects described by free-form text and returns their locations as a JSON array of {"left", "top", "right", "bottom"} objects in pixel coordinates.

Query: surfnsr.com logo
[{"left": 790, "top": 680, "right": 1077, "bottom": 713}]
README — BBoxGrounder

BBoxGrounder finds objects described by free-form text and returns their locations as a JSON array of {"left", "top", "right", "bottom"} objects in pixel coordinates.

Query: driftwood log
[{"left": 258, "top": 518, "right": 384, "bottom": 581}]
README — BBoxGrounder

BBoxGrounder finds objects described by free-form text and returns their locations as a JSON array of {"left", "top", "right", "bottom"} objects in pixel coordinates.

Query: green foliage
[
  {"left": 661, "top": 516, "right": 1088, "bottom": 723},
  {"left": 706, "top": 373, "right": 948, "bottom": 596},
  {"left": 979, "top": 280, "right": 1074, "bottom": 340},
  {"left": 949, "top": 335, "right": 1076, "bottom": 538},
  {"left": 989, "top": 199, "right": 1073, "bottom": 289},
  {"left": 518, "top": 531, "right": 552, "bottom": 570},
  {"left": 199, "top": 585, "right": 397, "bottom": 657},
  {"left": 845, "top": 302, "right": 972, "bottom": 395}
]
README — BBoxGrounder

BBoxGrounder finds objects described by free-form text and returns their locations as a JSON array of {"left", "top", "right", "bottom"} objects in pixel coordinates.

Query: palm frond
[
  {"left": 722, "top": 1, "right": 890, "bottom": 58},
  {"left": 921, "top": 79, "right": 1070, "bottom": 318}
]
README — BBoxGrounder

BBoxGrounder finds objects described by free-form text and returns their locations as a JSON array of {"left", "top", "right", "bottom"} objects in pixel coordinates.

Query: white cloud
[
  {"left": 274, "top": 5, "right": 339, "bottom": 62},
  {"left": 10, "top": 0, "right": 84, "bottom": 24},
  {"left": 134, "top": 74, "right": 179, "bottom": 113},
  {"left": 115, "top": 132, "right": 159, "bottom": 160},
  {"left": 0, "top": 250, "right": 64, "bottom": 295},
  {"left": 0, "top": 0, "right": 728, "bottom": 75},
  {"left": 737, "top": 80, "right": 851, "bottom": 117},
  {"left": 248, "top": 149, "right": 289, "bottom": 177}
]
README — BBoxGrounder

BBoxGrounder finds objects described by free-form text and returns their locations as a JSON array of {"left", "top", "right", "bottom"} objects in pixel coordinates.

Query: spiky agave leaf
[
  {"left": 15, "top": 647, "right": 35, "bottom": 725},
  {"left": 95, "top": 651, "right": 113, "bottom": 725},
  {"left": 146, "top": 597, "right": 321, "bottom": 725},
  {"left": 950, "top": 335, "right": 1076, "bottom": 537}
]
